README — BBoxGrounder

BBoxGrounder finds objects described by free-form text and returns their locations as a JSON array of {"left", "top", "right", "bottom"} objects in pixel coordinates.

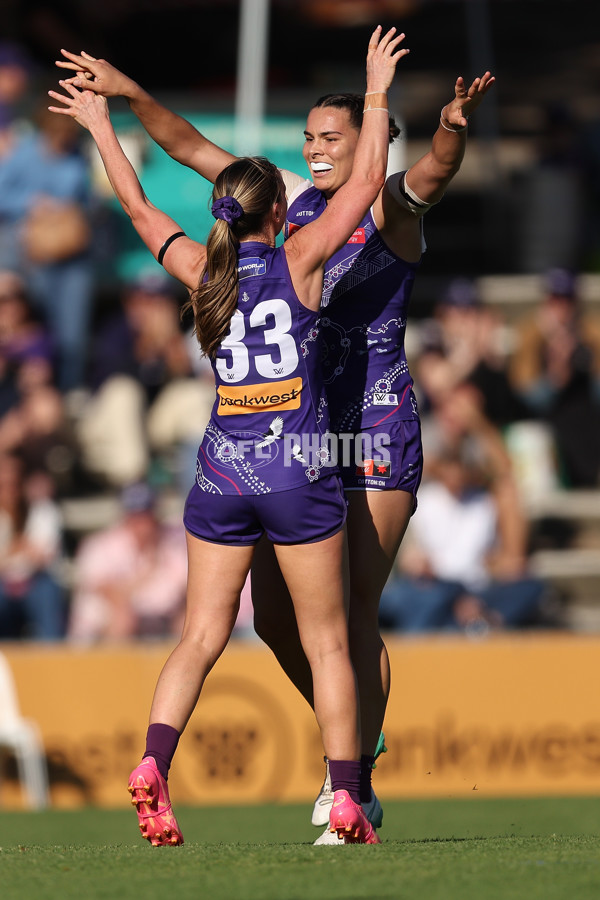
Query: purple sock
[
  {"left": 144, "top": 723, "right": 180, "bottom": 780},
  {"left": 360, "top": 754, "right": 376, "bottom": 804},
  {"left": 328, "top": 759, "right": 361, "bottom": 804}
]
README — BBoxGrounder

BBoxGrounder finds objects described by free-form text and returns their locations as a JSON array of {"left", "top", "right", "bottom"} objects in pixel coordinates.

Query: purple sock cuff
[
  {"left": 329, "top": 759, "right": 361, "bottom": 804},
  {"left": 144, "top": 723, "right": 181, "bottom": 780}
]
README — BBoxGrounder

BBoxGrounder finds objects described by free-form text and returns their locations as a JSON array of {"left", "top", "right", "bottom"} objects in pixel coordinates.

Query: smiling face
[{"left": 302, "top": 105, "right": 360, "bottom": 199}]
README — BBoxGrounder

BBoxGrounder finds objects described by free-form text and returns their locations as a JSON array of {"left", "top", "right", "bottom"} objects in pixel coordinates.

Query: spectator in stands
[
  {"left": 78, "top": 270, "right": 214, "bottom": 488},
  {"left": 0, "top": 270, "right": 54, "bottom": 367},
  {"left": 68, "top": 481, "right": 188, "bottom": 642},
  {"left": 0, "top": 42, "right": 32, "bottom": 158},
  {"left": 0, "top": 269, "right": 54, "bottom": 418},
  {"left": 0, "top": 96, "right": 94, "bottom": 391},
  {"left": 379, "top": 381, "right": 550, "bottom": 634},
  {"left": 0, "top": 272, "right": 84, "bottom": 497},
  {"left": 416, "top": 276, "right": 527, "bottom": 427},
  {"left": 0, "top": 453, "right": 66, "bottom": 640},
  {"left": 509, "top": 268, "right": 600, "bottom": 487},
  {"left": 0, "top": 376, "right": 82, "bottom": 499}
]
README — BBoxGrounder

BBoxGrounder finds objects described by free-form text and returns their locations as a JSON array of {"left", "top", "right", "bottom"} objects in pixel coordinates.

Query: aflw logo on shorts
[{"left": 217, "top": 377, "right": 302, "bottom": 415}]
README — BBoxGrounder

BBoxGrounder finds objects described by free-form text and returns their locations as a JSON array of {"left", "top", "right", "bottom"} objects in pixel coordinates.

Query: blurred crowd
[
  {"left": 1, "top": 41, "right": 599, "bottom": 642},
  {"left": 381, "top": 269, "right": 600, "bottom": 636}
]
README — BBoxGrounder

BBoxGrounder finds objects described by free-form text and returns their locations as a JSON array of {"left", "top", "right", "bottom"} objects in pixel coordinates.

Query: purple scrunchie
[{"left": 211, "top": 195, "right": 244, "bottom": 226}]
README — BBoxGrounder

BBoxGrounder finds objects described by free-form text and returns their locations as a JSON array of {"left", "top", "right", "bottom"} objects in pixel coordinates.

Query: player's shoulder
[
  {"left": 385, "top": 170, "right": 435, "bottom": 218},
  {"left": 279, "top": 168, "right": 312, "bottom": 204}
]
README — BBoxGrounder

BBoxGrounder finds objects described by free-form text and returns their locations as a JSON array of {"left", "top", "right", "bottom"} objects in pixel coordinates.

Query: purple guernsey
[
  {"left": 195, "top": 241, "right": 333, "bottom": 495},
  {"left": 286, "top": 183, "right": 421, "bottom": 434}
]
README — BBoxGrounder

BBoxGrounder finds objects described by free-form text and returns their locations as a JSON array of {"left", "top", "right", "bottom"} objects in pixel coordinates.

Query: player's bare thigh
[
  {"left": 346, "top": 488, "right": 414, "bottom": 610},
  {"left": 273, "top": 527, "right": 350, "bottom": 649},
  {"left": 184, "top": 531, "right": 254, "bottom": 640}
]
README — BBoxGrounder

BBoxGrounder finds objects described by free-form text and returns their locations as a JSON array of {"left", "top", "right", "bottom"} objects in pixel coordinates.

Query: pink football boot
[
  {"left": 329, "top": 789, "right": 381, "bottom": 844},
  {"left": 127, "top": 756, "right": 184, "bottom": 846}
]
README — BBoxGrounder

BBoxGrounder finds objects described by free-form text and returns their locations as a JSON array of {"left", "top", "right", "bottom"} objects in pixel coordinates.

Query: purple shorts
[
  {"left": 339, "top": 418, "right": 423, "bottom": 497},
  {"left": 183, "top": 474, "right": 347, "bottom": 546}
]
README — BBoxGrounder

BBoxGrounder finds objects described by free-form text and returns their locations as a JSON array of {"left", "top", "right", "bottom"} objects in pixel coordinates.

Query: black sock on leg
[{"left": 360, "top": 754, "right": 376, "bottom": 804}]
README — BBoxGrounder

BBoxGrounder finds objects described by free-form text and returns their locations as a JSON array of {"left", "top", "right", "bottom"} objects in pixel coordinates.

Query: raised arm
[
  {"left": 403, "top": 70, "right": 496, "bottom": 204},
  {"left": 48, "top": 83, "right": 206, "bottom": 290},
  {"left": 285, "top": 25, "right": 408, "bottom": 308},
  {"left": 374, "top": 68, "right": 495, "bottom": 261},
  {"left": 56, "top": 50, "right": 235, "bottom": 183}
]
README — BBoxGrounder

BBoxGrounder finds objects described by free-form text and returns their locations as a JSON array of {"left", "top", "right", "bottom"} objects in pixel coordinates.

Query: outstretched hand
[
  {"left": 366, "top": 25, "right": 410, "bottom": 94},
  {"left": 443, "top": 71, "right": 496, "bottom": 128},
  {"left": 55, "top": 49, "right": 131, "bottom": 97},
  {"left": 47, "top": 80, "right": 110, "bottom": 132}
]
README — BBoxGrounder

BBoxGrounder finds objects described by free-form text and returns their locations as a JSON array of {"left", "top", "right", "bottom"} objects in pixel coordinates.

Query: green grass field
[{"left": 1, "top": 796, "right": 599, "bottom": 900}]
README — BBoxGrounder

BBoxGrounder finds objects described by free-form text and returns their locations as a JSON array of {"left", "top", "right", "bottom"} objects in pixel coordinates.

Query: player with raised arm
[
  {"left": 57, "top": 36, "right": 494, "bottom": 844},
  {"left": 50, "top": 26, "right": 407, "bottom": 846}
]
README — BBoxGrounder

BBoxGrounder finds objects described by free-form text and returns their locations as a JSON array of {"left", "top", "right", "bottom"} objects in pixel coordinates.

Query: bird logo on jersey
[
  {"left": 291, "top": 443, "right": 307, "bottom": 464},
  {"left": 255, "top": 416, "right": 284, "bottom": 449}
]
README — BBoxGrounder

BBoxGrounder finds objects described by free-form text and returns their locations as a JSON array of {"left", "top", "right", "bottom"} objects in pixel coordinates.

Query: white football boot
[
  {"left": 312, "top": 736, "right": 386, "bottom": 845},
  {"left": 311, "top": 756, "right": 333, "bottom": 827}
]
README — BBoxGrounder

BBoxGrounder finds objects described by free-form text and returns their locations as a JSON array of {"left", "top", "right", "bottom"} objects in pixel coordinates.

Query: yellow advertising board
[{"left": 2, "top": 634, "right": 600, "bottom": 809}]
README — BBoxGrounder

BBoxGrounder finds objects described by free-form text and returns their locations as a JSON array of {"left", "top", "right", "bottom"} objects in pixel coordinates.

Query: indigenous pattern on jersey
[
  {"left": 286, "top": 181, "right": 421, "bottom": 434},
  {"left": 195, "top": 242, "right": 332, "bottom": 495}
]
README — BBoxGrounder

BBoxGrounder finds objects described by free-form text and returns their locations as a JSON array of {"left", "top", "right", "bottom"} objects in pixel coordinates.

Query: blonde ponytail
[{"left": 182, "top": 156, "right": 282, "bottom": 358}]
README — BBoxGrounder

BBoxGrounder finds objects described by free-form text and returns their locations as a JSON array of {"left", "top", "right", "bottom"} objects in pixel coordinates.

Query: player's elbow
[
  {"left": 367, "top": 165, "right": 387, "bottom": 191},
  {"left": 361, "top": 167, "right": 386, "bottom": 200},
  {"left": 128, "top": 200, "right": 155, "bottom": 239},
  {"left": 166, "top": 142, "right": 194, "bottom": 167},
  {"left": 114, "top": 189, "right": 146, "bottom": 223},
  {"left": 432, "top": 152, "right": 464, "bottom": 182},
  {"left": 123, "top": 201, "right": 142, "bottom": 224}
]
